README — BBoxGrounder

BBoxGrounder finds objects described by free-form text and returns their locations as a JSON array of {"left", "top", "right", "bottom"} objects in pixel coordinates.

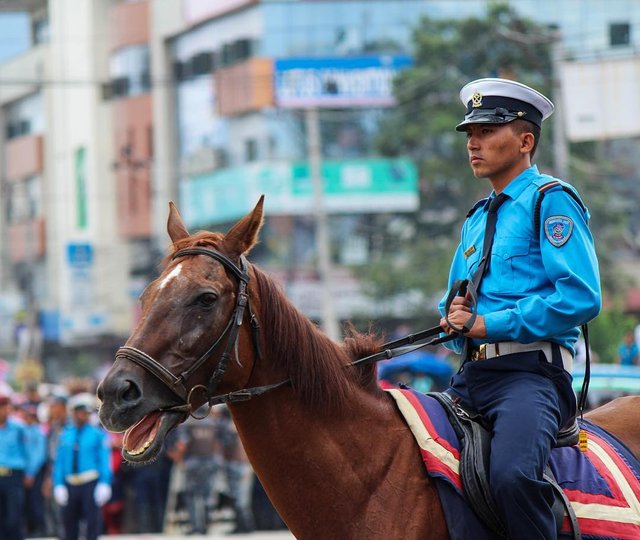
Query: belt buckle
[{"left": 471, "top": 343, "right": 487, "bottom": 361}]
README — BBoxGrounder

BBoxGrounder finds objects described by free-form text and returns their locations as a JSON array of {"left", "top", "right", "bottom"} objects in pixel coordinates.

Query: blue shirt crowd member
[
  {"left": 617, "top": 332, "right": 639, "bottom": 366},
  {"left": 439, "top": 78, "right": 601, "bottom": 540},
  {"left": 53, "top": 397, "right": 112, "bottom": 540},
  {"left": 0, "top": 394, "right": 41, "bottom": 540},
  {"left": 20, "top": 403, "right": 48, "bottom": 538}
]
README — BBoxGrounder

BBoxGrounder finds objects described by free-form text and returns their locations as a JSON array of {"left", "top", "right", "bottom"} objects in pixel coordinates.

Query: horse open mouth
[{"left": 122, "top": 410, "right": 184, "bottom": 462}]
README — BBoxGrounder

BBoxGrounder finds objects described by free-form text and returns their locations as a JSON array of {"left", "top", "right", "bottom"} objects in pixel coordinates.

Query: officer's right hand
[
  {"left": 448, "top": 294, "right": 472, "bottom": 313},
  {"left": 440, "top": 294, "right": 472, "bottom": 334},
  {"left": 54, "top": 485, "right": 69, "bottom": 506}
]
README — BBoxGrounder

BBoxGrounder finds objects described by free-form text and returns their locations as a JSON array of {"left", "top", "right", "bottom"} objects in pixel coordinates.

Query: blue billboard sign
[
  {"left": 66, "top": 243, "right": 93, "bottom": 267},
  {"left": 274, "top": 55, "right": 413, "bottom": 108}
]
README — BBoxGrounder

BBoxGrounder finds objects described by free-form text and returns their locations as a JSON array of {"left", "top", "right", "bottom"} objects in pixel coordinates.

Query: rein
[{"left": 116, "top": 246, "right": 456, "bottom": 416}]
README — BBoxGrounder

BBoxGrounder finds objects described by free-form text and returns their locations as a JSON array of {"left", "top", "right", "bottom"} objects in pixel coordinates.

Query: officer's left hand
[{"left": 93, "top": 482, "right": 112, "bottom": 506}]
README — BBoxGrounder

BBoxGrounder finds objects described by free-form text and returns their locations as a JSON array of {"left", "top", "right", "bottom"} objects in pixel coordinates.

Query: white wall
[{"left": 46, "top": 0, "right": 131, "bottom": 343}]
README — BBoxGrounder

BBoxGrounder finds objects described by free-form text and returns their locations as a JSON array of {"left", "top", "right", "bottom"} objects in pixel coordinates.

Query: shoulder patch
[{"left": 544, "top": 215, "right": 573, "bottom": 247}]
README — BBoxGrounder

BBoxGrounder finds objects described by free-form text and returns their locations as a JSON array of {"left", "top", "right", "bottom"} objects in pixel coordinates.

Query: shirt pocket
[{"left": 491, "top": 237, "right": 532, "bottom": 292}]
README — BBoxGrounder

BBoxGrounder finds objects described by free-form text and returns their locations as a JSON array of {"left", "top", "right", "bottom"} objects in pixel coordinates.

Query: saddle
[{"left": 428, "top": 391, "right": 582, "bottom": 540}]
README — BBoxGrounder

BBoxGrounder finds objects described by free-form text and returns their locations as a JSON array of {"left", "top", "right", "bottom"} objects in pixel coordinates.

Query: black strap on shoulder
[
  {"left": 534, "top": 180, "right": 592, "bottom": 419},
  {"left": 533, "top": 180, "right": 587, "bottom": 233}
]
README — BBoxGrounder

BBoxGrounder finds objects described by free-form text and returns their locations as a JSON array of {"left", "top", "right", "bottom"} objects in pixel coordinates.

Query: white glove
[
  {"left": 93, "top": 482, "right": 112, "bottom": 506},
  {"left": 54, "top": 485, "right": 68, "bottom": 506}
]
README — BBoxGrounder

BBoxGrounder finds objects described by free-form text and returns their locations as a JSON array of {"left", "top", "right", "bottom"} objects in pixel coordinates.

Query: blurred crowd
[{"left": 0, "top": 381, "right": 285, "bottom": 540}]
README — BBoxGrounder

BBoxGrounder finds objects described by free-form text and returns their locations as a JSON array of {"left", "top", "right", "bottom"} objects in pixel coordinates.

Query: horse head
[{"left": 97, "top": 197, "right": 265, "bottom": 463}]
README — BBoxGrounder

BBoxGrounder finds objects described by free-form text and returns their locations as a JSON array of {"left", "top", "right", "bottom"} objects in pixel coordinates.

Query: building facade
[{"left": 1, "top": 0, "right": 640, "bottom": 381}]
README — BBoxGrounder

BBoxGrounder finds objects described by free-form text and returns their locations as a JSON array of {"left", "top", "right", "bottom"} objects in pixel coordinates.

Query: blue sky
[{"left": 0, "top": 13, "right": 30, "bottom": 63}]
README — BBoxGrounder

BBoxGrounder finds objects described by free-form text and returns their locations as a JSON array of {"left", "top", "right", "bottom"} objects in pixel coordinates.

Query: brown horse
[{"left": 97, "top": 198, "right": 640, "bottom": 539}]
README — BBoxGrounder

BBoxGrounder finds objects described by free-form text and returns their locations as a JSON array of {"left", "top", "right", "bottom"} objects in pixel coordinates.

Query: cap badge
[{"left": 471, "top": 91, "right": 483, "bottom": 108}]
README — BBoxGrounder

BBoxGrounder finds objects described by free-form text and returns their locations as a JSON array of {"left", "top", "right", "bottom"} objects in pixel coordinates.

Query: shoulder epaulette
[
  {"left": 466, "top": 197, "right": 489, "bottom": 218},
  {"left": 534, "top": 180, "right": 587, "bottom": 232}
]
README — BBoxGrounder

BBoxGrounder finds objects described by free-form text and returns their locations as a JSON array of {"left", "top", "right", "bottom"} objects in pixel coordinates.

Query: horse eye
[{"left": 196, "top": 292, "right": 218, "bottom": 308}]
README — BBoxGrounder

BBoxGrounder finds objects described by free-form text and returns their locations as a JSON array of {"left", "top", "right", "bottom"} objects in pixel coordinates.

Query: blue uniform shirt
[
  {"left": 53, "top": 422, "right": 112, "bottom": 487},
  {"left": 439, "top": 165, "right": 601, "bottom": 356},
  {"left": 0, "top": 417, "right": 41, "bottom": 477},
  {"left": 25, "top": 423, "right": 48, "bottom": 474}
]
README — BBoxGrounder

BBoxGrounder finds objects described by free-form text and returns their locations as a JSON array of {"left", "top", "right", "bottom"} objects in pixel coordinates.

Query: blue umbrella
[{"left": 378, "top": 350, "right": 454, "bottom": 381}]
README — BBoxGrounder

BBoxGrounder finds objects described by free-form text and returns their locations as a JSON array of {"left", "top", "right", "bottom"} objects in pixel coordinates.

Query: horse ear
[
  {"left": 167, "top": 201, "right": 190, "bottom": 243},
  {"left": 222, "top": 195, "right": 265, "bottom": 257}
]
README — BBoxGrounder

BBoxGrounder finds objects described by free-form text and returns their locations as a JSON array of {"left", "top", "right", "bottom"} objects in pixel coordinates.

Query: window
[
  {"left": 4, "top": 93, "right": 44, "bottom": 140},
  {"left": 108, "top": 45, "right": 151, "bottom": 99},
  {"left": 244, "top": 139, "right": 258, "bottom": 162},
  {"left": 610, "top": 23, "right": 631, "bottom": 47},
  {"left": 7, "top": 176, "right": 41, "bottom": 224},
  {"left": 33, "top": 16, "right": 49, "bottom": 45}
]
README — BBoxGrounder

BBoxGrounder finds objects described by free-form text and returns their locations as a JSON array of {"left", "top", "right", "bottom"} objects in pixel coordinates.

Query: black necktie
[
  {"left": 442, "top": 192, "right": 508, "bottom": 336},
  {"left": 470, "top": 192, "right": 508, "bottom": 291},
  {"left": 72, "top": 426, "right": 83, "bottom": 474}
]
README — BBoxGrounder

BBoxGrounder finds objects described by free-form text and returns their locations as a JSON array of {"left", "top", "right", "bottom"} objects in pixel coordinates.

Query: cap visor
[{"left": 455, "top": 115, "right": 515, "bottom": 132}]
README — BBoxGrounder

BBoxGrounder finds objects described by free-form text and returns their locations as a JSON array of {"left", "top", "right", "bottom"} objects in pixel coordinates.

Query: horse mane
[{"left": 251, "top": 265, "right": 385, "bottom": 415}]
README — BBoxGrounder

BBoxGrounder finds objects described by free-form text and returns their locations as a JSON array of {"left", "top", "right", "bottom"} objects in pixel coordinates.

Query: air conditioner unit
[
  {"left": 191, "top": 51, "right": 216, "bottom": 76},
  {"left": 112, "top": 77, "right": 130, "bottom": 98}
]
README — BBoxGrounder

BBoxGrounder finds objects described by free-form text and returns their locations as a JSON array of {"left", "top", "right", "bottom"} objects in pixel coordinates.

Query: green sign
[
  {"left": 181, "top": 157, "right": 418, "bottom": 228},
  {"left": 74, "top": 147, "right": 88, "bottom": 229}
]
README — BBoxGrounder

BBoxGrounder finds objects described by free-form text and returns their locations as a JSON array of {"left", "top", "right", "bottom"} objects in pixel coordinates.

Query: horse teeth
[{"left": 128, "top": 439, "right": 152, "bottom": 456}]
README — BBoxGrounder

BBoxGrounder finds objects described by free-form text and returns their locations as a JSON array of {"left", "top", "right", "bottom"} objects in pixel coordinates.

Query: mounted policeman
[{"left": 439, "top": 77, "right": 601, "bottom": 539}]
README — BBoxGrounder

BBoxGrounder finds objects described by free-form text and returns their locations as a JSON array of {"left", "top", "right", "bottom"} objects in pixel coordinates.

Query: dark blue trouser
[
  {"left": 62, "top": 479, "right": 101, "bottom": 540},
  {"left": 184, "top": 457, "right": 220, "bottom": 534},
  {"left": 449, "top": 350, "right": 575, "bottom": 540},
  {"left": 25, "top": 466, "right": 46, "bottom": 536},
  {"left": 131, "top": 461, "right": 168, "bottom": 532},
  {"left": 0, "top": 470, "right": 25, "bottom": 540}
]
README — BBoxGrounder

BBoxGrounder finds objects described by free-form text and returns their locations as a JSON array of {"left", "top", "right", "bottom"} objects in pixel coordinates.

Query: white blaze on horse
[{"left": 97, "top": 198, "right": 640, "bottom": 539}]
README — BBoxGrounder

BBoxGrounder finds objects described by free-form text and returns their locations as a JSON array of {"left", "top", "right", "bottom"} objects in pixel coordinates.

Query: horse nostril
[{"left": 118, "top": 379, "right": 142, "bottom": 404}]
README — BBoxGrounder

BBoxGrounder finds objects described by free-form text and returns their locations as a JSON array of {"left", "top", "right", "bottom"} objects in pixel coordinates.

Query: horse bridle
[
  {"left": 114, "top": 247, "right": 279, "bottom": 417},
  {"left": 115, "top": 246, "right": 457, "bottom": 418}
]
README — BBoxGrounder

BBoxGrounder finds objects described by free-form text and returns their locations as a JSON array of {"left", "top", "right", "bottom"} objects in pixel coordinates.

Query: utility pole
[{"left": 305, "top": 108, "right": 340, "bottom": 341}]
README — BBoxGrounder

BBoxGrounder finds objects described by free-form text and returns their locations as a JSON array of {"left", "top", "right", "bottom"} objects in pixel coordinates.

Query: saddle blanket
[{"left": 385, "top": 385, "right": 640, "bottom": 540}]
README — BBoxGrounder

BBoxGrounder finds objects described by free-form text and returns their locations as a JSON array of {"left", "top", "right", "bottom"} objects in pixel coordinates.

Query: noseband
[{"left": 115, "top": 247, "right": 266, "bottom": 417}]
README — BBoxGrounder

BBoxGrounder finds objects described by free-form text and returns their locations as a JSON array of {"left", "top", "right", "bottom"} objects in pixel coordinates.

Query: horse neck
[
  {"left": 228, "top": 367, "right": 446, "bottom": 539},
  {"left": 228, "top": 270, "right": 447, "bottom": 538}
]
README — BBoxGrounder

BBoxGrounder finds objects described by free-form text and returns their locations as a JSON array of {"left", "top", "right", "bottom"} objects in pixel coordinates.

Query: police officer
[
  {"left": 52, "top": 394, "right": 112, "bottom": 540},
  {"left": 18, "top": 402, "right": 48, "bottom": 537},
  {"left": 439, "top": 78, "right": 601, "bottom": 539},
  {"left": 0, "top": 393, "right": 40, "bottom": 540},
  {"left": 172, "top": 407, "right": 222, "bottom": 535}
]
